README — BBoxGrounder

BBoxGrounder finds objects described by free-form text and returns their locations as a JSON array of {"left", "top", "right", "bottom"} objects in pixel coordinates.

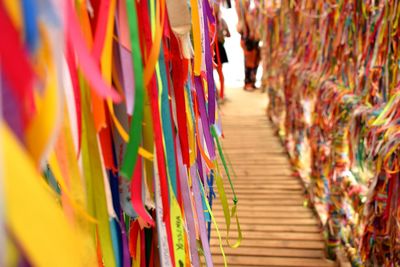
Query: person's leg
[
  {"left": 244, "top": 65, "right": 253, "bottom": 90},
  {"left": 241, "top": 39, "right": 251, "bottom": 90},
  {"left": 250, "top": 67, "right": 257, "bottom": 88},
  {"left": 244, "top": 47, "right": 256, "bottom": 91},
  {"left": 251, "top": 46, "right": 261, "bottom": 88}
]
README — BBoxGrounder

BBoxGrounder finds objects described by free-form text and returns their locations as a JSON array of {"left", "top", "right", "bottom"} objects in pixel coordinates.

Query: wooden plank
[
  {"left": 218, "top": 154, "right": 288, "bottom": 159},
  {"left": 231, "top": 179, "right": 301, "bottom": 184},
  {"left": 224, "top": 193, "right": 304, "bottom": 200},
  {"left": 220, "top": 194, "right": 304, "bottom": 201},
  {"left": 221, "top": 139, "right": 284, "bottom": 144},
  {"left": 211, "top": 213, "right": 316, "bottom": 221},
  {"left": 222, "top": 118, "right": 271, "bottom": 122},
  {"left": 218, "top": 160, "right": 290, "bottom": 166},
  {"left": 209, "top": 217, "right": 318, "bottom": 225},
  {"left": 221, "top": 164, "right": 292, "bottom": 169},
  {"left": 230, "top": 184, "right": 303, "bottom": 190},
  {"left": 226, "top": 190, "right": 304, "bottom": 197},
  {"left": 228, "top": 163, "right": 293, "bottom": 169},
  {"left": 211, "top": 247, "right": 325, "bottom": 259},
  {"left": 223, "top": 151, "right": 288, "bottom": 156},
  {"left": 229, "top": 187, "right": 303, "bottom": 193},
  {"left": 212, "top": 205, "right": 309, "bottom": 213},
  {"left": 223, "top": 180, "right": 300, "bottom": 185},
  {"left": 226, "top": 178, "right": 298, "bottom": 183},
  {"left": 210, "top": 231, "right": 323, "bottom": 241},
  {"left": 222, "top": 140, "right": 283, "bottom": 144},
  {"left": 222, "top": 127, "right": 273, "bottom": 131},
  {"left": 210, "top": 239, "right": 325, "bottom": 250},
  {"left": 232, "top": 192, "right": 305, "bottom": 198},
  {"left": 228, "top": 187, "right": 303, "bottom": 193},
  {"left": 222, "top": 134, "right": 278, "bottom": 138},
  {"left": 212, "top": 210, "right": 313, "bottom": 219},
  {"left": 222, "top": 120, "right": 272, "bottom": 124},
  {"left": 230, "top": 178, "right": 299, "bottom": 183},
  {"left": 228, "top": 180, "right": 299, "bottom": 185},
  {"left": 213, "top": 199, "right": 306, "bottom": 206},
  {"left": 223, "top": 154, "right": 288, "bottom": 159},
  {"left": 222, "top": 133, "right": 279, "bottom": 136},
  {"left": 228, "top": 173, "right": 295, "bottom": 178},
  {"left": 222, "top": 121, "right": 271, "bottom": 124},
  {"left": 212, "top": 255, "right": 334, "bottom": 267},
  {"left": 222, "top": 150, "right": 286, "bottom": 156},
  {"left": 222, "top": 142, "right": 284, "bottom": 147},
  {"left": 217, "top": 151, "right": 287, "bottom": 156},
  {"left": 214, "top": 223, "right": 321, "bottom": 233},
  {"left": 231, "top": 168, "right": 293, "bottom": 175},
  {"left": 222, "top": 134, "right": 278, "bottom": 137},
  {"left": 222, "top": 141, "right": 283, "bottom": 146},
  {"left": 222, "top": 124, "right": 272, "bottom": 128},
  {"left": 229, "top": 172, "right": 294, "bottom": 178},
  {"left": 222, "top": 145, "right": 284, "bottom": 149},
  {"left": 213, "top": 265, "right": 325, "bottom": 267},
  {"left": 213, "top": 194, "right": 305, "bottom": 203},
  {"left": 222, "top": 139, "right": 282, "bottom": 144},
  {"left": 222, "top": 123, "right": 273, "bottom": 126},
  {"left": 218, "top": 162, "right": 291, "bottom": 167},
  {"left": 218, "top": 155, "right": 288, "bottom": 160},
  {"left": 222, "top": 145, "right": 284, "bottom": 150},
  {"left": 221, "top": 134, "right": 279, "bottom": 138}
]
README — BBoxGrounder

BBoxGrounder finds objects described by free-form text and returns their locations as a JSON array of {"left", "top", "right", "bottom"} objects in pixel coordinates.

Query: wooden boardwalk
[{"left": 210, "top": 89, "right": 334, "bottom": 267}]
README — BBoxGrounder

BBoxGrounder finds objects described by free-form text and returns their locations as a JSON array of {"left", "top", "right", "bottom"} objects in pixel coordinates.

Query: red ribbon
[{"left": 0, "top": 3, "right": 35, "bottom": 128}]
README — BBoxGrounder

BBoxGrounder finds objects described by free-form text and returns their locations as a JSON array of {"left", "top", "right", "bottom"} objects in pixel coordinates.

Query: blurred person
[
  {"left": 236, "top": 0, "right": 261, "bottom": 91},
  {"left": 214, "top": 4, "right": 231, "bottom": 99},
  {"left": 214, "top": 6, "right": 230, "bottom": 66}
]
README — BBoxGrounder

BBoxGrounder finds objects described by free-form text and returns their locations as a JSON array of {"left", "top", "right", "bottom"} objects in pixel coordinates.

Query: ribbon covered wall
[
  {"left": 263, "top": 0, "right": 400, "bottom": 266},
  {"left": 0, "top": 0, "right": 240, "bottom": 266}
]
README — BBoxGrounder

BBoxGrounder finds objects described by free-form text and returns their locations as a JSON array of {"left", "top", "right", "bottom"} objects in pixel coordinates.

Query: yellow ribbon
[
  {"left": 25, "top": 26, "right": 60, "bottom": 165},
  {"left": 215, "top": 161, "right": 242, "bottom": 248},
  {"left": 2, "top": 122, "right": 91, "bottom": 266},
  {"left": 80, "top": 74, "right": 117, "bottom": 267},
  {"left": 3, "top": 0, "right": 23, "bottom": 30},
  {"left": 198, "top": 175, "right": 228, "bottom": 267},
  {"left": 99, "top": 0, "right": 130, "bottom": 141},
  {"left": 190, "top": 0, "right": 202, "bottom": 75},
  {"left": 48, "top": 152, "right": 97, "bottom": 223},
  {"left": 185, "top": 67, "right": 196, "bottom": 165},
  {"left": 144, "top": 0, "right": 166, "bottom": 85}
]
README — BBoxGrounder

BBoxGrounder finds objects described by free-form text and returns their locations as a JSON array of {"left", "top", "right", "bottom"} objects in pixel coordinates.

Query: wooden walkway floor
[{"left": 210, "top": 89, "right": 334, "bottom": 267}]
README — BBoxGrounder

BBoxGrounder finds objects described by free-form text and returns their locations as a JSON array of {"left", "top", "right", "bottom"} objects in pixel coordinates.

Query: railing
[{"left": 261, "top": 0, "right": 400, "bottom": 266}]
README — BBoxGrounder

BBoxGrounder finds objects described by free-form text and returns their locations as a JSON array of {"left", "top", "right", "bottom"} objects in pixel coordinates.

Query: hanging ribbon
[{"left": 120, "top": 0, "right": 145, "bottom": 179}]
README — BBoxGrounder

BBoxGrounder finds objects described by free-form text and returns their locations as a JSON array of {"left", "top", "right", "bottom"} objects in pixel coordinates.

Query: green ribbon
[
  {"left": 210, "top": 125, "right": 242, "bottom": 249},
  {"left": 80, "top": 75, "right": 117, "bottom": 267},
  {"left": 211, "top": 125, "right": 237, "bottom": 204},
  {"left": 121, "top": 0, "right": 145, "bottom": 179}
]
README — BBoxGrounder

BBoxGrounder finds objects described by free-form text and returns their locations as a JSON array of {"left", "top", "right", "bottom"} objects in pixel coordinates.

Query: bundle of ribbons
[
  {"left": 263, "top": 0, "right": 400, "bottom": 266},
  {"left": 0, "top": 0, "right": 240, "bottom": 266}
]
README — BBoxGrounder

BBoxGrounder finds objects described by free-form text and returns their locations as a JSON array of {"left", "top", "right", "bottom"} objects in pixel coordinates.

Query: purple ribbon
[
  {"left": 115, "top": 13, "right": 135, "bottom": 115},
  {"left": 119, "top": 211, "right": 131, "bottom": 267},
  {"left": 191, "top": 164, "right": 214, "bottom": 267},
  {"left": 194, "top": 77, "right": 216, "bottom": 159},
  {"left": 197, "top": 118, "right": 210, "bottom": 183},
  {"left": 176, "top": 138, "right": 200, "bottom": 266},
  {"left": 203, "top": 0, "right": 216, "bottom": 24},
  {"left": 1, "top": 78, "right": 24, "bottom": 140},
  {"left": 200, "top": 0, "right": 216, "bottom": 124},
  {"left": 196, "top": 146, "right": 205, "bottom": 184},
  {"left": 118, "top": 44, "right": 135, "bottom": 115}
]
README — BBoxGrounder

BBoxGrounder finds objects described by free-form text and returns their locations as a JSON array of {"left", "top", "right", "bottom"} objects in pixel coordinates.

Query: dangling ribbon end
[{"left": 233, "top": 196, "right": 238, "bottom": 205}]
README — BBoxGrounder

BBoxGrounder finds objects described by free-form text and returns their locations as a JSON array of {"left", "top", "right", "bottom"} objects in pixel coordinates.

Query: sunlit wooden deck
[{"left": 210, "top": 89, "right": 335, "bottom": 267}]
